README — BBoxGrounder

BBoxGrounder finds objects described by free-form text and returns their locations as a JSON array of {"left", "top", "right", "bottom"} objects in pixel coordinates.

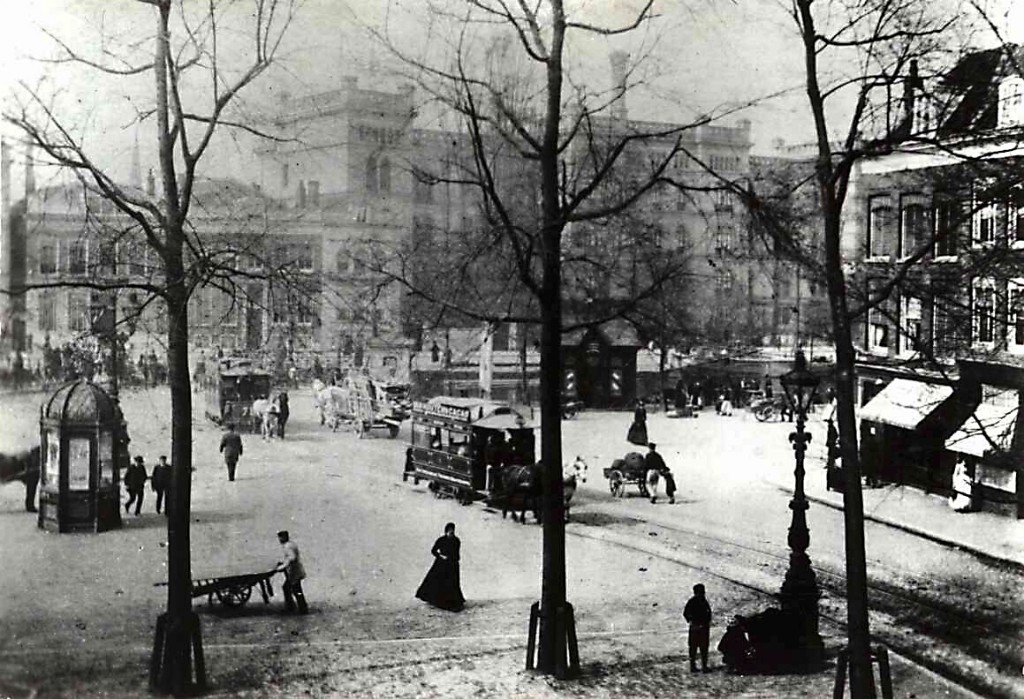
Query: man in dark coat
[
  {"left": 684, "top": 583, "right": 713, "bottom": 672},
  {"left": 23, "top": 450, "right": 40, "bottom": 513},
  {"left": 124, "top": 455, "right": 148, "bottom": 516},
  {"left": 644, "top": 443, "right": 676, "bottom": 504},
  {"left": 276, "top": 392, "right": 290, "bottom": 439},
  {"left": 219, "top": 426, "right": 244, "bottom": 482},
  {"left": 150, "top": 455, "right": 170, "bottom": 515}
]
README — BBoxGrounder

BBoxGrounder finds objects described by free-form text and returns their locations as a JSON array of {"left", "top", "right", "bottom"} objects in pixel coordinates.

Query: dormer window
[{"left": 998, "top": 76, "right": 1024, "bottom": 128}]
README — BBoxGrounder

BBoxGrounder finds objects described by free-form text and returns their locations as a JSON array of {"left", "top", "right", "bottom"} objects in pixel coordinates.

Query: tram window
[{"left": 448, "top": 434, "right": 469, "bottom": 454}]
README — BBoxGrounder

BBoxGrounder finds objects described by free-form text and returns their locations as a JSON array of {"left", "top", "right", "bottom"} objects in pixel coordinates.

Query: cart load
[{"left": 603, "top": 451, "right": 651, "bottom": 498}]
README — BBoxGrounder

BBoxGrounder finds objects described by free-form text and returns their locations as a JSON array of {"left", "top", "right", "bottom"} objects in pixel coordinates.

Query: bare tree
[
  {"left": 3, "top": 1, "right": 297, "bottom": 693},
  {"left": 359, "top": 0, "right": 756, "bottom": 675},
  {"left": 724, "top": 2, "right": 1020, "bottom": 696}
]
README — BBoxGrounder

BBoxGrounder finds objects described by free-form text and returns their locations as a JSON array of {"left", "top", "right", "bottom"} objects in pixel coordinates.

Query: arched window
[
  {"left": 366, "top": 155, "right": 378, "bottom": 193},
  {"left": 378, "top": 156, "right": 391, "bottom": 192}
]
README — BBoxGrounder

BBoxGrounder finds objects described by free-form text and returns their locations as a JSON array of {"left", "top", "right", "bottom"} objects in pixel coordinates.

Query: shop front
[
  {"left": 858, "top": 375, "right": 961, "bottom": 492},
  {"left": 944, "top": 360, "right": 1023, "bottom": 518},
  {"left": 562, "top": 320, "right": 641, "bottom": 410}
]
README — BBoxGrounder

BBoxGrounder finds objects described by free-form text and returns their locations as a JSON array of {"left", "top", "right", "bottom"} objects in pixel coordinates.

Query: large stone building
[
  {"left": 2, "top": 65, "right": 822, "bottom": 404},
  {"left": 845, "top": 47, "right": 1024, "bottom": 517}
]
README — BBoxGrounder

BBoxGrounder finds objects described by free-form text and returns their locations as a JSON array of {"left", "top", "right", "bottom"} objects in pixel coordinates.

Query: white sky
[{"left": 1, "top": 0, "right": 1020, "bottom": 194}]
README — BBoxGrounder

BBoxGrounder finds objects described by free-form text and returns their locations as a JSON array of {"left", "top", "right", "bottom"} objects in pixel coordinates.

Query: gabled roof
[{"left": 938, "top": 44, "right": 1024, "bottom": 137}]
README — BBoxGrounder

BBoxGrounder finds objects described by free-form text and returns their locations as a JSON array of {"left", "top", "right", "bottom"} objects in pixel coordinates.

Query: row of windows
[
  {"left": 865, "top": 280, "right": 1024, "bottom": 356},
  {"left": 36, "top": 239, "right": 318, "bottom": 277},
  {"left": 34, "top": 293, "right": 167, "bottom": 334},
  {"left": 36, "top": 239, "right": 157, "bottom": 277},
  {"left": 867, "top": 186, "right": 1024, "bottom": 260}
]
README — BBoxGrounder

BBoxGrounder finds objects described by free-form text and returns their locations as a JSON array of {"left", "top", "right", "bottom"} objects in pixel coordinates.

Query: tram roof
[{"left": 415, "top": 395, "right": 531, "bottom": 427}]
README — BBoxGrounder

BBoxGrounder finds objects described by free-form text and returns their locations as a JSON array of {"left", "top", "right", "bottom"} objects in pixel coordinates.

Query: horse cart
[
  {"left": 186, "top": 568, "right": 280, "bottom": 608},
  {"left": 203, "top": 358, "right": 273, "bottom": 433},
  {"left": 313, "top": 375, "right": 405, "bottom": 438},
  {"left": 603, "top": 451, "right": 650, "bottom": 498}
]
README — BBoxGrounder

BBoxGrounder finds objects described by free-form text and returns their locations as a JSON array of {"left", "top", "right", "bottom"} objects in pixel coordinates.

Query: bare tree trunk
[
  {"left": 536, "top": 0, "right": 569, "bottom": 674},
  {"left": 823, "top": 212, "right": 875, "bottom": 698},
  {"left": 152, "top": 3, "right": 200, "bottom": 692}
]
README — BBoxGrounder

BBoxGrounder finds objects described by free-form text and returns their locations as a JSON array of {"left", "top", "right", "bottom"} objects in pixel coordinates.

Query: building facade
[{"left": 846, "top": 47, "right": 1024, "bottom": 517}]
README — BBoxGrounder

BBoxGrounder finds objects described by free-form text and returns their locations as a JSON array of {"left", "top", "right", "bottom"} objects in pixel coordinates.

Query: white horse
[
  {"left": 645, "top": 468, "right": 661, "bottom": 504},
  {"left": 562, "top": 455, "right": 589, "bottom": 519},
  {"left": 252, "top": 397, "right": 279, "bottom": 440},
  {"left": 315, "top": 385, "right": 351, "bottom": 431}
]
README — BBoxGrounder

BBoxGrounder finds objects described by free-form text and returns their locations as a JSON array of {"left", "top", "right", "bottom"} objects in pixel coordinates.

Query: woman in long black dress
[
  {"left": 627, "top": 399, "right": 649, "bottom": 446},
  {"left": 415, "top": 522, "right": 465, "bottom": 611}
]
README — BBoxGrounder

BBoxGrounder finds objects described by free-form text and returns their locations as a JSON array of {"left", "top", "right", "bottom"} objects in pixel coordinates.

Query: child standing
[{"left": 684, "top": 583, "right": 713, "bottom": 672}]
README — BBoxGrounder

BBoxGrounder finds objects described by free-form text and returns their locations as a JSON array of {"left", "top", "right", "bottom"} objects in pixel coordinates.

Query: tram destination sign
[{"left": 412, "top": 401, "right": 473, "bottom": 423}]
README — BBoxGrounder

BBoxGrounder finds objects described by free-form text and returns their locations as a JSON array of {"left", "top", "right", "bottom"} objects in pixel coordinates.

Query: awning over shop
[
  {"left": 859, "top": 378, "right": 954, "bottom": 430},
  {"left": 945, "top": 394, "right": 1019, "bottom": 458}
]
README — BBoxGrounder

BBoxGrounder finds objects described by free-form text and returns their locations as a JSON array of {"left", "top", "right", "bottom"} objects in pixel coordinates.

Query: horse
[
  {"left": 494, "top": 456, "right": 589, "bottom": 524},
  {"left": 315, "top": 385, "right": 350, "bottom": 431},
  {"left": 0, "top": 446, "right": 41, "bottom": 512},
  {"left": 252, "top": 397, "right": 279, "bottom": 440},
  {"left": 557, "top": 455, "right": 589, "bottom": 519}
]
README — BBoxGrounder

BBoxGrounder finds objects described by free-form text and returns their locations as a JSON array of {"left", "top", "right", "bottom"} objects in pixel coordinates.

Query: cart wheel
[
  {"left": 638, "top": 480, "right": 650, "bottom": 497},
  {"left": 609, "top": 470, "right": 625, "bottom": 497},
  {"left": 216, "top": 584, "right": 253, "bottom": 607},
  {"left": 755, "top": 404, "right": 774, "bottom": 423}
]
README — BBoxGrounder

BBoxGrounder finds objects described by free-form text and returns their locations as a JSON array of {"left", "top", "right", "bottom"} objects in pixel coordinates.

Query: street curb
[{"left": 767, "top": 481, "right": 1024, "bottom": 572}]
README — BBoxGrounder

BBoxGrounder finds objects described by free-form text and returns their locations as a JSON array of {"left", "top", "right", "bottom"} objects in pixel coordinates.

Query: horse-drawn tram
[
  {"left": 404, "top": 396, "right": 536, "bottom": 504},
  {"left": 203, "top": 358, "right": 272, "bottom": 432}
]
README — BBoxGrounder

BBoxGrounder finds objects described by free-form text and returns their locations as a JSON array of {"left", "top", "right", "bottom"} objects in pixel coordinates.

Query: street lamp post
[{"left": 779, "top": 350, "right": 823, "bottom": 665}]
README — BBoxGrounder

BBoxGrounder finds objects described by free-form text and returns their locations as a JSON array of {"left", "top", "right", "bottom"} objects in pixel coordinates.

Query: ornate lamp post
[{"left": 778, "top": 350, "right": 823, "bottom": 664}]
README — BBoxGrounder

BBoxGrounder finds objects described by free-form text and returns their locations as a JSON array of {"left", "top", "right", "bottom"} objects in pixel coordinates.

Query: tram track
[{"left": 566, "top": 506, "right": 1022, "bottom": 699}]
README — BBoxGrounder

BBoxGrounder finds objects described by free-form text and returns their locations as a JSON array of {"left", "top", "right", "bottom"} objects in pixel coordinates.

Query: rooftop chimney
[
  {"left": 130, "top": 134, "right": 142, "bottom": 190},
  {"left": 2, "top": 140, "right": 10, "bottom": 212},
  {"left": 25, "top": 145, "right": 35, "bottom": 196},
  {"left": 609, "top": 51, "right": 629, "bottom": 121},
  {"left": 902, "top": 59, "right": 921, "bottom": 137},
  {"left": 146, "top": 168, "right": 155, "bottom": 197}
]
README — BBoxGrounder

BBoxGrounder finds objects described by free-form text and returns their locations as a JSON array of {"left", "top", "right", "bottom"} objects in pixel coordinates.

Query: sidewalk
[{"left": 768, "top": 413, "right": 1024, "bottom": 569}]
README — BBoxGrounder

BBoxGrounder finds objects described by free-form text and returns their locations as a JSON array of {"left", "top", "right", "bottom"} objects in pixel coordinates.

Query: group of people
[{"left": 123, "top": 454, "right": 171, "bottom": 516}]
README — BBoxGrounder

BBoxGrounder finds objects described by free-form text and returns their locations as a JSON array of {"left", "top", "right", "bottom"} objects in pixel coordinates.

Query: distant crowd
[{"left": 0, "top": 343, "right": 169, "bottom": 392}]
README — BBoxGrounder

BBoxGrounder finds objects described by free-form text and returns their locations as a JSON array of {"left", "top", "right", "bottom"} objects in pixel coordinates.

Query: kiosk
[{"left": 38, "top": 380, "right": 126, "bottom": 533}]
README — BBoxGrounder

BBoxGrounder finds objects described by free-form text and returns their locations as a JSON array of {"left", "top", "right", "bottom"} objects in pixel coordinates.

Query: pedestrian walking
[
  {"left": 684, "top": 583, "right": 713, "bottom": 672},
  {"left": 150, "top": 455, "right": 170, "bottom": 515},
  {"left": 219, "top": 425, "right": 243, "bottom": 482},
  {"left": 275, "top": 530, "right": 309, "bottom": 614},
  {"left": 644, "top": 443, "right": 675, "bottom": 504},
  {"left": 415, "top": 522, "right": 465, "bottom": 612},
  {"left": 124, "top": 455, "right": 148, "bottom": 516},
  {"left": 627, "top": 399, "right": 648, "bottom": 446},
  {"left": 276, "top": 392, "right": 290, "bottom": 439}
]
